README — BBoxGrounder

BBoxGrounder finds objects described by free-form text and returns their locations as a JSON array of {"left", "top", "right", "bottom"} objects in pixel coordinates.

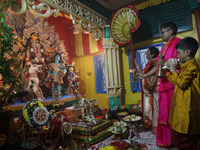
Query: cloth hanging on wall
[
  {"left": 68, "top": 28, "right": 103, "bottom": 58},
  {"left": 48, "top": 13, "right": 103, "bottom": 60}
]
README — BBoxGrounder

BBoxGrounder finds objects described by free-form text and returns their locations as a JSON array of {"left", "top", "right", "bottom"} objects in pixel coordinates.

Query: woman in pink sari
[{"left": 141, "top": 22, "right": 181, "bottom": 147}]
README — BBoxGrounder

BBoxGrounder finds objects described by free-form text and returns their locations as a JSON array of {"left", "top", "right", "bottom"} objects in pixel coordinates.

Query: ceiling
[
  {"left": 96, "top": 0, "right": 141, "bottom": 12},
  {"left": 77, "top": 0, "right": 142, "bottom": 17}
]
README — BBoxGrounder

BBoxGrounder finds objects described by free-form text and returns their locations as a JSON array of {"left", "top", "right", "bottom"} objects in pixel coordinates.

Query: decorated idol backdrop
[{"left": 4, "top": 10, "right": 79, "bottom": 103}]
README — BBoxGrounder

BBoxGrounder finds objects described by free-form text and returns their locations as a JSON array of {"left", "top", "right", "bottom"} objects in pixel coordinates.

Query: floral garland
[
  {"left": 135, "top": 0, "right": 170, "bottom": 10},
  {"left": 23, "top": 100, "right": 49, "bottom": 129}
]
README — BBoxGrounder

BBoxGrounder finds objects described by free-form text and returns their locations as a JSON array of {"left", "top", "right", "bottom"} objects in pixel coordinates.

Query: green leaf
[{"left": 30, "top": 84, "right": 34, "bottom": 89}]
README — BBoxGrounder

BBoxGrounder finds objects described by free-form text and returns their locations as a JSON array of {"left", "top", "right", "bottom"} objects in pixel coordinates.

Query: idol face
[{"left": 31, "top": 33, "right": 39, "bottom": 41}]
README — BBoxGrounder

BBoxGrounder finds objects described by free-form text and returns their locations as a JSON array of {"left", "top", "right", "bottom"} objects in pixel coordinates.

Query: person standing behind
[
  {"left": 140, "top": 22, "right": 181, "bottom": 147},
  {"left": 165, "top": 37, "right": 200, "bottom": 150},
  {"left": 134, "top": 47, "right": 159, "bottom": 134}
]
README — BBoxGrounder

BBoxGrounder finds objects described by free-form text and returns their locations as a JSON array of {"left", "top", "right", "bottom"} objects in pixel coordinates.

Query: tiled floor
[
  {"left": 91, "top": 124, "right": 179, "bottom": 150},
  {"left": 131, "top": 130, "right": 178, "bottom": 150},
  {"left": 130, "top": 125, "right": 178, "bottom": 150}
]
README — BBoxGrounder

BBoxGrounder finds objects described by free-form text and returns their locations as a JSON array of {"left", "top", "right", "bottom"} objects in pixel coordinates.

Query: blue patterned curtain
[{"left": 94, "top": 55, "right": 106, "bottom": 93}]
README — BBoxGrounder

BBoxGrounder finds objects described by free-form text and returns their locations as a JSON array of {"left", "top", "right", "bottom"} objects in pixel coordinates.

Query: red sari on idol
[
  {"left": 142, "top": 59, "right": 158, "bottom": 133},
  {"left": 155, "top": 37, "right": 181, "bottom": 147}
]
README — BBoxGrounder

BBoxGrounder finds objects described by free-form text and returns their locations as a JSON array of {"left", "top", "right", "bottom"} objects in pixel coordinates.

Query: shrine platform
[
  {"left": 4, "top": 95, "right": 82, "bottom": 118},
  {"left": 72, "top": 119, "right": 113, "bottom": 147}
]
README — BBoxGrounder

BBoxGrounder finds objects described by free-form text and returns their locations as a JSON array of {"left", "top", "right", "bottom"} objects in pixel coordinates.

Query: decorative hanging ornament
[
  {"left": 23, "top": 100, "right": 49, "bottom": 129},
  {"left": 63, "top": 122, "right": 72, "bottom": 134},
  {"left": 33, "top": 107, "right": 49, "bottom": 125},
  {"left": 110, "top": 5, "right": 141, "bottom": 46}
]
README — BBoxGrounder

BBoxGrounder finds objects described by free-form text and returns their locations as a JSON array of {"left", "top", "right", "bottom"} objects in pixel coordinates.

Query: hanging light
[{"left": 73, "top": 24, "right": 79, "bottom": 34}]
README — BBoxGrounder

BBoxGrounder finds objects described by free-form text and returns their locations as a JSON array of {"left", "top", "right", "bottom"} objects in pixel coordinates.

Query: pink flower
[{"left": 7, "top": 56, "right": 12, "bottom": 60}]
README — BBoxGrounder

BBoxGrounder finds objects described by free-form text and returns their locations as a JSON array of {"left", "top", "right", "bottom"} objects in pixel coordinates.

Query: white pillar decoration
[{"left": 103, "top": 38, "right": 123, "bottom": 110}]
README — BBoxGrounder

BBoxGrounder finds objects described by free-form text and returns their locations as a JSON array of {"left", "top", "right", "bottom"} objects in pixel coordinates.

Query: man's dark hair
[
  {"left": 149, "top": 46, "right": 159, "bottom": 59},
  {"left": 176, "top": 37, "right": 199, "bottom": 57},
  {"left": 160, "top": 22, "right": 178, "bottom": 36}
]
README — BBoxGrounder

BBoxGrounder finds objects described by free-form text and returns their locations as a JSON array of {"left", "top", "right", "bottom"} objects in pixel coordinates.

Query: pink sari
[{"left": 156, "top": 37, "right": 181, "bottom": 147}]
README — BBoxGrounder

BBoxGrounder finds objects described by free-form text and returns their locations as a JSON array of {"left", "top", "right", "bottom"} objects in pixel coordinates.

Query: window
[
  {"left": 128, "top": 43, "right": 164, "bottom": 92},
  {"left": 132, "top": 0, "right": 192, "bottom": 43},
  {"left": 94, "top": 54, "right": 106, "bottom": 93}
]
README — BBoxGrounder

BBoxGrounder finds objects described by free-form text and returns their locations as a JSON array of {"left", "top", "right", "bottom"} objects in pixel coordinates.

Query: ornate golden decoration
[
  {"left": 110, "top": 5, "right": 141, "bottom": 46},
  {"left": 3, "top": 0, "right": 59, "bottom": 19},
  {"left": 70, "top": 16, "right": 103, "bottom": 42},
  {"left": 39, "top": 0, "right": 107, "bottom": 28}
]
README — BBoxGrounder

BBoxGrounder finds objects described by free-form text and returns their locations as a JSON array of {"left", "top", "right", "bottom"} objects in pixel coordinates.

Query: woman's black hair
[
  {"left": 160, "top": 22, "right": 178, "bottom": 36},
  {"left": 149, "top": 46, "right": 159, "bottom": 59},
  {"left": 176, "top": 37, "right": 199, "bottom": 57}
]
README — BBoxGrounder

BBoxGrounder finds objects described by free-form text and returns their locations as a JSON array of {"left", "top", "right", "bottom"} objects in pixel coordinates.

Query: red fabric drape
[
  {"left": 131, "top": 43, "right": 135, "bottom": 69},
  {"left": 47, "top": 15, "right": 74, "bottom": 63},
  {"left": 104, "top": 0, "right": 110, "bottom": 3},
  {"left": 68, "top": 28, "right": 76, "bottom": 58},
  {"left": 97, "top": 40, "right": 104, "bottom": 52},
  {"left": 82, "top": 33, "right": 90, "bottom": 55},
  {"left": 47, "top": 14, "right": 104, "bottom": 59}
]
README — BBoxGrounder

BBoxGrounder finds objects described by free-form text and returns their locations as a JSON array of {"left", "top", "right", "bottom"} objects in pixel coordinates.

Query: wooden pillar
[{"left": 103, "top": 38, "right": 122, "bottom": 111}]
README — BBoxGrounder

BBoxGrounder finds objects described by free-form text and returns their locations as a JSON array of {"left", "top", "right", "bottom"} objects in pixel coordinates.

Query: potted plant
[
  {"left": 0, "top": 3, "right": 29, "bottom": 148},
  {"left": 0, "top": 16, "right": 15, "bottom": 109},
  {"left": 0, "top": 3, "right": 29, "bottom": 111},
  {"left": 0, "top": 3, "right": 14, "bottom": 148}
]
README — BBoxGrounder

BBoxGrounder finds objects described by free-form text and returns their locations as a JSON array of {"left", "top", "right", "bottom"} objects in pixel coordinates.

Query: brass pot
[{"left": 104, "top": 112, "right": 111, "bottom": 120}]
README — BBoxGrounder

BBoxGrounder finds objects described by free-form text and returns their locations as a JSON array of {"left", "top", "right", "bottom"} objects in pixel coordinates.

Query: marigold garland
[{"left": 135, "top": 0, "right": 170, "bottom": 10}]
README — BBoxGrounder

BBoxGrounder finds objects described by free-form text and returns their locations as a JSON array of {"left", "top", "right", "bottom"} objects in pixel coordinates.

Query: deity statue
[
  {"left": 47, "top": 53, "right": 67, "bottom": 99},
  {"left": 25, "top": 32, "right": 46, "bottom": 65},
  {"left": 23, "top": 62, "right": 45, "bottom": 101},
  {"left": 79, "top": 98, "right": 96, "bottom": 124},
  {"left": 67, "top": 64, "right": 79, "bottom": 95},
  {"left": 4, "top": 10, "right": 69, "bottom": 102}
]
